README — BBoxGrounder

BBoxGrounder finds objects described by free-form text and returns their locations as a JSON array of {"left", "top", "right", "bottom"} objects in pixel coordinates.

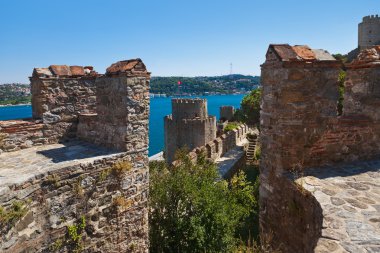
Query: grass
[
  {"left": 224, "top": 122, "right": 240, "bottom": 133},
  {"left": 0, "top": 200, "right": 29, "bottom": 231}
]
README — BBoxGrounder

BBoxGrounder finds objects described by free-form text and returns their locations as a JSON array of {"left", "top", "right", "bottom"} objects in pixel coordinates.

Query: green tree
[
  {"left": 332, "top": 53, "right": 348, "bottom": 63},
  {"left": 149, "top": 151, "right": 257, "bottom": 253},
  {"left": 337, "top": 71, "right": 346, "bottom": 116},
  {"left": 235, "top": 88, "right": 262, "bottom": 126}
]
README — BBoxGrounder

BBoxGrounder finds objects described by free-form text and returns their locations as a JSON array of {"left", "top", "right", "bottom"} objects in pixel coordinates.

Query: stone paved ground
[
  {"left": 0, "top": 141, "right": 123, "bottom": 190},
  {"left": 216, "top": 138, "right": 248, "bottom": 178},
  {"left": 297, "top": 160, "right": 380, "bottom": 253}
]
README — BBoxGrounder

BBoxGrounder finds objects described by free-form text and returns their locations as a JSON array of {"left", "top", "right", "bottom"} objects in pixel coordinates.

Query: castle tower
[
  {"left": 359, "top": 15, "right": 380, "bottom": 50},
  {"left": 220, "top": 106, "right": 235, "bottom": 121},
  {"left": 164, "top": 98, "right": 217, "bottom": 163}
]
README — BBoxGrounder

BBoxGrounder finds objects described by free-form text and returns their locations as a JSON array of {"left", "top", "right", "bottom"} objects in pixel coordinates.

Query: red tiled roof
[
  {"left": 106, "top": 59, "right": 147, "bottom": 75},
  {"left": 270, "top": 44, "right": 299, "bottom": 61},
  {"left": 70, "top": 66, "right": 85, "bottom": 76},
  {"left": 50, "top": 65, "right": 71, "bottom": 76},
  {"left": 269, "top": 44, "right": 336, "bottom": 62},
  {"left": 32, "top": 65, "right": 97, "bottom": 78},
  {"left": 292, "top": 45, "right": 316, "bottom": 60}
]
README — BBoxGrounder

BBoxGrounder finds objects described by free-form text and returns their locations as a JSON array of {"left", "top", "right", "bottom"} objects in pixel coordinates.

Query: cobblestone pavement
[
  {"left": 0, "top": 141, "right": 123, "bottom": 189},
  {"left": 298, "top": 160, "right": 380, "bottom": 253}
]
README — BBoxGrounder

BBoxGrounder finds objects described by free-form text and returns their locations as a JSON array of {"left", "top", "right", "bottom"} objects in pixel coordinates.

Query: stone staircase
[{"left": 246, "top": 134, "right": 258, "bottom": 164}]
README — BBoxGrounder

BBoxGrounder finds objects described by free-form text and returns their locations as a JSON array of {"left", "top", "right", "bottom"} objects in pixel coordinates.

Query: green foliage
[
  {"left": 254, "top": 145, "right": 261, "bottom": 161},
  {"left": 332, "top": 53, "right": 348, "bottom": 63},
  {"left": 46, "top": 174, "right": 61, "bottom": 188},
  {"left": 50, "top": 239, "right": 64, "bottom": 252},
  {"left": 337, "top": 70, "right": 346, "bottom": 116},
  {"left": 150, "top": 75, "right": 260, "bottom": 95},
  {"left": 149, "top": 150, "right": 258, "bottom": 252},
  {"left": 0, "top": 96, "right": 31, "bottom": 105},
  {"left": 235, "top": 88, "right": 262, "bottom": 126},
  {"left": 72, "top": 177, "right": 84, "bottom": 198},
  {"left": 224, "top": 122, "right": 240, "bottom": 133},
  {"left": 66, "top": 216, "right": 86, "bottom": 253},
  {"left": 0, "top": 84, "right": 31, "bottom": 105},
  {"left": 0, "top": 200, "right": 28, "bottom": 230},
  {"left": 97, "top": 168, "right": 111, "bottom": 182},
  {"left": 234, "top": 232, "right": 282, "bottom": 253},
  {"left": 111, "top": 160, "right": 132, "bottom": 181}
]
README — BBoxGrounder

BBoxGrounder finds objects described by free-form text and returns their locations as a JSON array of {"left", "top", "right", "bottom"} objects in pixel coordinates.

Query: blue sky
[{"left": 0, "top": 0, "right": 378, "bottom": 83}]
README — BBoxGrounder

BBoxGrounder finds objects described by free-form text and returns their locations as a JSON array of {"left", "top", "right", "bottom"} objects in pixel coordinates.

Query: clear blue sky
[{"left": 0, "top": 0, "right": 378, "bottom": 83}]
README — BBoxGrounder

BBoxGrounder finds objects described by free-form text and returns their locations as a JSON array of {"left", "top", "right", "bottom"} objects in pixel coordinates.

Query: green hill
[{"left": 150, "top": 75, "right": 260, "bottom": 95}]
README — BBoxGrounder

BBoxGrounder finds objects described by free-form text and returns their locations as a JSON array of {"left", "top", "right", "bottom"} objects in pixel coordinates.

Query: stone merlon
[{"left": 32, "top": 65, "right": 98, "bottom": 78}]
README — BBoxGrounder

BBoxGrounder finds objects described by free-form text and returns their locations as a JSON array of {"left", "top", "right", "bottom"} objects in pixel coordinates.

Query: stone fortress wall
[
  {"left": 219, "top": 106, "right": 235, "bottom": 121},
  {"left": 171, "top": 98, "right": 208, "bottom": 119},
  {"left": 0, "top": 66, "right": 99, "bottom": 152},
  {"left": 359, "top": 15, "right": 380, "bottom": 50},
  {"left": 260, "top": 44, "right": 380, "bottom": 252},
  {"left": 176, "top": 123, "right": 249, "bottom": 165},
  {"left": 164, "top": 98, "right": 217, "bottom": 163},
  {"left": 0, "top": 59, "right": 150, "bottom": 252}
]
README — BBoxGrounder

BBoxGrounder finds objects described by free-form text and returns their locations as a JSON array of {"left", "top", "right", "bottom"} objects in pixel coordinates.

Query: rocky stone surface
[
  {"left": 260, "top": 44, "right": 380, "bottom": 253},
  {"left": 30, "top": 66, "right": 98, "bottom": 120},
  {"left": 0, "top": 59, "right": 150, "bottom": 252},
  {"left": 300, "top": 160, "right": 380, "bottom": 253},
  {"left": 215, "top": 137, "right": 247, "bottom": 178},
  {"left": 0, "top": 120, "right": 77, "bottom": 152},
  {"left": 0, "top": 141, "right": 123, "bottom": 190},
  {"left": 0, "top": 141, "right": 148, "bottom": 253},
  {"left": 170, "top": 124, "right": 249, "bottom": 168}
]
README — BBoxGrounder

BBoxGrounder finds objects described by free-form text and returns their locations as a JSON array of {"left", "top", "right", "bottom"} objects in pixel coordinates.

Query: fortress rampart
[
  {"left": 164, "top": 98, "right": 216, "bottom": 163},
  {"left": 171, "top": 98, "right": 208, "bottom": 120},
  {"left": 0, "top": 59, "right": 150, "bottom": 252},
  {"left": 172, "top": 123, "right": 249, "bottom": 173},
  {"left": 260, "top": 45, "right": 380, "bottom": 252},
  {"left": 220, "top": 106, "right": 235, "bottom": 121}
]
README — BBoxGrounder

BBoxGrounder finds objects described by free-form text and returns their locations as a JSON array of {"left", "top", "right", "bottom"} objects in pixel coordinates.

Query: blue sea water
[{"left": 0, "top": 94, "right": 245, "bottom": 156}]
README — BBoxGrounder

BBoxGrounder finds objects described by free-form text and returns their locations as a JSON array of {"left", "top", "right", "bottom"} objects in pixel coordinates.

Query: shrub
[
  {"left": 337, "top": 70, "right": 346, "bottom": 116},
  {"left": 224, "top": 122, "right": 240, "bottom": 133},
  {"left": 235, "top": 88, "right": 262, "bottom": 126},
  {"left": 149, "top": 150, "right": 258, "bottom": 252}
]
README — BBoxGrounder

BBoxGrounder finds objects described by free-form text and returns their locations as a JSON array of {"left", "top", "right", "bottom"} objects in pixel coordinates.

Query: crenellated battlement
[
  {"left": 172, "top": 98, "right": 206, "bottom": 104},
  {"left": 171, "top": 123, "right": 249, "bottom": 171},
  {"left": 164, "top": 98, "right": 216, "bottom": 163},
  {"left": 32, "top": 65, "right": 98, "bottom": 79},
  {"left": 359, "top": 14, "right": 380, "bottom": 50},
  {"left": 171, "top": 98, "right": 208, "bottom": 120},
  {"left": 362, "top": 15, "right": 380, "bottom": 22}
]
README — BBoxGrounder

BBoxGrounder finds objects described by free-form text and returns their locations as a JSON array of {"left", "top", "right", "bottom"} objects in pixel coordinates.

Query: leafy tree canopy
[
  {"left": 149, "top": 151, "right": 257, "bottom": 253},
  {"left": 234, "top": 88, "right": 262, "bottom": 126}
]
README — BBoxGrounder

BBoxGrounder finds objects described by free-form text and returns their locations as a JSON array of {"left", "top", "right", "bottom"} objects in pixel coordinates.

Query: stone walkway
[
  {"left": 216, "top": 139, "right": 248, "bottom": 178},
  {"left": 298, "top": 160, "right": 380, "bottom": 253},
  {"left": 0, "top": 141, "right": 123, "bottom": 189}
]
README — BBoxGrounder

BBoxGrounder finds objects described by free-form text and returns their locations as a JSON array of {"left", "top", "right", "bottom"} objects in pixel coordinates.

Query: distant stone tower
[
  {"left": 220, "top": 106, "right": 235, "bottom": 121},
  {"left": 359, "top": 15, "right": 380, "bottom": 50},
  {"left": 164, "top": 98, "right": 217, "bottom": 163}
]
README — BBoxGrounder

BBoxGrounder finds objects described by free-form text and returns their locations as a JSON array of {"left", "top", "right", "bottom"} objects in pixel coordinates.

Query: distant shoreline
[{"left": 0, "top": 103, "right": 31, "bottom": 107}]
